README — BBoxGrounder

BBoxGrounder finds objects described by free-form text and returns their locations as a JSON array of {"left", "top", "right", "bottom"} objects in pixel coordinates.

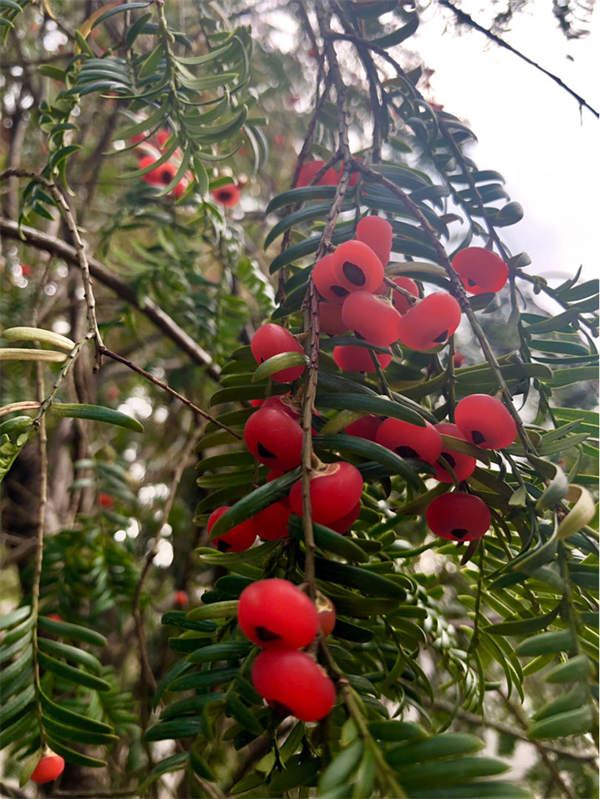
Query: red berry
[
  {"left": 426, "top": 492, "right": 491, "bottom": 541},
  {"left": 390, "top": 276, "right": 419, "bottom": 315},
  {"left": 328, "top": 501, "right": 361, "bottom": 533},
  {"left": 341, "top": 292, "right": 402, "bottom": 346},
  {"left": 207, "top": 507, "right": 257, "bottom": 552},
  {"left": 20, "top": 263, "right": 32, "bottom": 276},
  {"left": 344, "top": 415, "right": 381, "bottom": 442},
  {"left": 47, "top": 613, "right": 62, "bottom": 622},
  {"left": 332, "top": 240, "right": 384, "bottom": 294},
  {"left": 333, "top": 345, "right": 392, "bottom": 373},
  {"left": 250, "top": 398, "right": 264, "bottom": 407},
  {"left": 211, "top": 184, "right": 240, "bottom": 207},
  {"left": 30, "top": 753, "right": 65, "bottom": 784},
  {"left": 313, "top": 254, "right": 350, "bottom": 305},
  {"left": 156, "top": 129, "right": 170, "bottom": 148},
  {"left": 318, "top": 302, "right": 348, "bottom": 336},
  {"left": 244, "top": 406, "right": 303, "bottom": 471},
  {"left": 98, "top": 493, "right": 114, "bottom": 508},
  {"left": 452, "top": 247, "right": 508, "bottom": 295},
  {"left": 454, "top": 394, "right": 517, "bottom": 450},
  {"left": 329, "top": 161, "right": 360, "bottom": 187},
  {"left": 252, "top": 649, "right": 335, "bottom": 721},
  {"left": 238, "top": 579, "right": 319, "bottom": 648},
  {"left": 397, "top": 293, "right": 461, "bottom": 351},
  {"left": 433, "top": 422, "right": 477, "bottom": 483},
  {"left": 376, "top": 418, "right": 442, "bottom": 465},
  {"left": 262, "top": 394, "right": 301, "bottom": 420},
  {"left": 315, "top": 592, "right": 336, "bottom": 636},
  {"left": 355, "top": 216, "right": 393, "bottom": 267},
  {"left": 453, "top": 351, "right": 466, "bottom": 368},
  {"left": 140, "top": 157, "right": 176, "bottom": 187},
  {"left": 289, "top": 461, "right": 363, "bottom": 525},
  {"left": 174, "top": 590, "right": 189, "bottom": 608},
  {"left": 253, "top": 500, "right": 291, "bottom": 540},
  {"left": 251, "top": 324, "right": 305, "bottom": 383},
  {"left": 296, "top": 160, "right": 328, "bottom": 188}
]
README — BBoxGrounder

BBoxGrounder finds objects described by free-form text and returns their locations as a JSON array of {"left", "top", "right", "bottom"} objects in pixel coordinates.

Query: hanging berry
[
  {"left": 318, "top": 301, "right": 348, "bottom": 336},
  {"left": 376, "top": 418, "right": 442, "bottom": 465},
  {"left": 207, "top": 507, "right": 257, "bottom": 552},
  {"left": 30, "top": 753, "right": 65, "bottom": 784},
  {"left": 389, "top": 276, "right": 419, "bottom": 314},
  {"left": 251, "top": 323, "right": 305, "bottom": 383},
  {"left": 244, "top": 406, "right": 303, "bottom": 471},
  {"left": 355, "top": 215, "right": 393, "bottom": 267},
  {"left": 238, "top": 579, "right": 319, "bottom": 648},
  {"left": 313, "top": 253, "right": 350, "bottom": 304},
  {"left": 433, "top": 422, "right": 477, "bottom": 483},
  {"left": 396, "top": 293, "right": 461, "bottom": 351},
  {"left": 328, "top": 501, "right": 361, "bottom": 534},
  {"left": 252, "top": 649, "right": 336, "bottom": 721},
  {"left": 426, "top": 491, "right": 491, "bottom": 541},
  {"left": 253, "top": 500, "right": 292, "bottom": 540},
  {"left": 341, "top": 292, "right": 403, "bottom": 347},
  {"left": 452, "top": 246, "right": 508, "bottom": 295},
  {"left": 173, "top": 590, "right": 189, "bottom": 608},
  {"left": 454, "top": 394, "right": 517, "bottom": 449},
  {"left": 211, "top": 184, "right": 241, "bottom": 207},
  {"left": 289, "top": 461, "right": 363, "bottom": 526},
  {"left": 296, "top": 160, "right": 337, "bottom": 187},
  {"left": 344, "top": 415, "right": 382, "bottom": 442},
  {"left": 331, "top": 240, "right": 384, "bottom": 294},
  {"left": 333, "top": 345, "right": 392, "bottom": 373}
]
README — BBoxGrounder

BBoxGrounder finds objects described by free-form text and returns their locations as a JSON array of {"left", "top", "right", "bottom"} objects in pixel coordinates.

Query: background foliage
[{"left": 0, "top": 1, "right": 598, "bottom": 798}]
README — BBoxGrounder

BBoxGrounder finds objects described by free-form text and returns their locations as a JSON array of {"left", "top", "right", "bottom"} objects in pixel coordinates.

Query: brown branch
[
  {"left": 0, "top": 217, "right": 220, "bottom": 378},
  {"left": 437, "top": 0, "right": 598, "bottom": 118}
]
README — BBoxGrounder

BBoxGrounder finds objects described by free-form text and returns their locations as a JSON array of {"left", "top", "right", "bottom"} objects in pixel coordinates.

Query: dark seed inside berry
[
  {"left": 396, "top": 445, "right": 418, "bottom": 458},
  {"left": 254, "top": 626, "right": 281, "bottom": 642},
  {"left": 433, "top": 329, "right": 449, "bottom": 343},
  {"left": 471, "top": 430, "right": 485, "bottom": 445},
  {"left": 467, "top": 279, "right": 477, "bottom": 287},
  {"left": 451, "top": 528, "right": 468, "bottom": 539},
  {"left": 343, "top": 261, "right": 366, "bottom": 286},
  {"left": 161, "top": 170, "right": 171, "bottom": 184},
  {"left": 331, "top": 285, "right": 349, "bottom": 297},
  {"left": 220, "top": 190, "right": 232, "bottom": 201},
  {"left": 442, "top": 452, "right": 456, "bottom": 468},
  {"left": 217, "top": 539, "right": 231, "bottom": 552},
  {"left": 257, "top": 441, "right": 276, "bottom": 458}
]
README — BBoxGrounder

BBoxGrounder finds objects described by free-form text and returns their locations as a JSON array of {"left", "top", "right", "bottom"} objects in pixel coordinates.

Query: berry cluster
[{"left": 238, "top": 579, "right": 336, "bottom": 721}]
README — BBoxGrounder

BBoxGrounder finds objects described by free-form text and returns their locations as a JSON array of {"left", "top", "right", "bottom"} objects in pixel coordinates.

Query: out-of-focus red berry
[
  {"left": 30, "top": 753, "right": 65, "bottom": 784},
  {"left": 433, "top": 422, "right": 477, "bottom": 483},
  {"left": 426, "top": 491, "right": 491, "bottom": 541},
  {"left": 20, "top": 263, "right": 32, "bottom": 276},
  {"left": 47, "top": 613, "right": 62, "bottom": 622},
  {"left": 174, "top": 590, "right": 189, "bottom": 608},
  {"left": 295, "top": 160, "right": 329, "bottom": 188},
  {"left": 207, "top": 507, "right": 257, "bottom": 552},
  {"left": 397, "top": 293, "right": 461, "bottom": 351},
  {"left": 99, "top": 493, "right": 114, "bottom": 508},
  {"left": 355, "top": 216, "right": 393, "bottom": 267},
  {"left": 238, "top": 579, "right": 319, "bottom": 648},
  {"left": 244, "top": 406, "right": 303, "bottom": 472},
  {"left": 376, "top": 418, "right": 442, "bottom": 465},
  {"left": 454, "top": 394, "right": 517, "bottom": 450},
  {"left": 289, "top": 461, "right": 363, "bottom": 525},
  {"left": 211, "top": 184, "right": 240, "bottom": 207},
  {"left": 452, "top": 247, "right": 508, "bottom": 295},
  {"left": 156, "top": 129, "right": 171, "bottom": 148},
  {"left": 252, "top": 649, "right": 335, "bottom": 721},
  {"left": 333, "top": 345, "right": 392, "bottom": 373},
  {"left": 390, "top": 276, "right": 419, "bottom": 314},
  {"left": 453, "top": 351, "right": 466, "bottom": 368},
  {"left": 251, "top": 324, "right": 305, "bottom": 383}
]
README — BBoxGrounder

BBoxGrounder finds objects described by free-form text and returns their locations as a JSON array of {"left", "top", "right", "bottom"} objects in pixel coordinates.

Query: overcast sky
[{"left": 415, "top": 0, "right": 598, "bottom": 284}]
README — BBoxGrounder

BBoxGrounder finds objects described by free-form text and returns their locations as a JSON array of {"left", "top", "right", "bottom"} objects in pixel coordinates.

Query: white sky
[{"left": 414, "top": 0, "right": 598, "bottom": 283}]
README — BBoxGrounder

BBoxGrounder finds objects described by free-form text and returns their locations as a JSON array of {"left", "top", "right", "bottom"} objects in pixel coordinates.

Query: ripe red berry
[
  {"left": 98, "top": 493, "right": 114, "bottom": 508},
  {"left": 453, "top": 351, "right": 466, "bottom": 368},
  {"left": 397, "top": 293, "right": 461, "bottom": 351},
  {"left": 174, "top": 590, "right": 189, "bottom": 608},
  {"left": 207, "top": 506, "right": 257, "bottom": 552},
  {"left": 139, "top": 156, "right": 176, "bottom": 187},
  {"left": 253, "top": 500, "right": 291, "bottom": 540},
  {"left": 355, "top": 216, "right": 393, "bottom": 267},
  {"left": 344, "top": 415, "right": 381, "bottom": 442},
  {"left": 328, "top": 501, "right": 361, "bottom": 533},
  {"left": 251, "top": 324, "right": 305, "bottom": 383},
  {"left": 454, "top": 394, "right": 517, "bottom": 450},
  {"left": 238, "top": 579, "right": 319, "bottom": 648},
  {"left": 47, "top": 613, "right": 62, "bottom": 622},
  {"left": 433, "top": 422, "right": 477, "bottom": 483},
  {"left": 262, "top": 394, "right": 301, "bottom": 420},
  {"left": 426, "top": 491, "right": 491, "bottom": 541},
  {"left": 318, "top": 302, "right": 348, "bottom": 336},
  {"left": 156, "top": 129, "right": 170, "bottom": 148},
  {"left": 390, "top": 276, "right": 419, "bottom": 315},
  {"left": 315, "top": 591, "right": 336, "bottom": 636},
  {"left": 313, "top": 253, "right": 350, "bottom": 304},
  {"left": 332, "top": 240, "right": 384, "bottom": 294},
  {"left": 376, "top": 418, "right": 442, "bottom": 465},
  {"left": 30, "top": 753, "right": 65, "bottom": 784},
  {"left": 252, "top": 649, "right": 335, "bottom": 721},
  {"left": 244, "top": 406, "right": 303, "bottom": 471},
  {"left": 211, "top": 184, "right": 240, "bottom": 207},
  {"left": 333, "top": 345, "right": 392, "bottom": 373},
  {"left": 296, "top": 160, "right": 330, "bottom": 187},
  {"left": 341, "top": 292, "right": 402, "bottom": 347},
  {"left": 289, "top": 461, "right": 363, "bottom": 525},
  {"left": 20, "top": 263, "right": 32, "bottom": 276},
  {"left": 452, "top": 247, "right": 508, "bottom": 295}
]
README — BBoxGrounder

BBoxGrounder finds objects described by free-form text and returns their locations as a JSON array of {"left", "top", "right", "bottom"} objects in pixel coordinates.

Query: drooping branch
[{"left": 437, "top": 0, "right": 599, "bottom": 118}]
